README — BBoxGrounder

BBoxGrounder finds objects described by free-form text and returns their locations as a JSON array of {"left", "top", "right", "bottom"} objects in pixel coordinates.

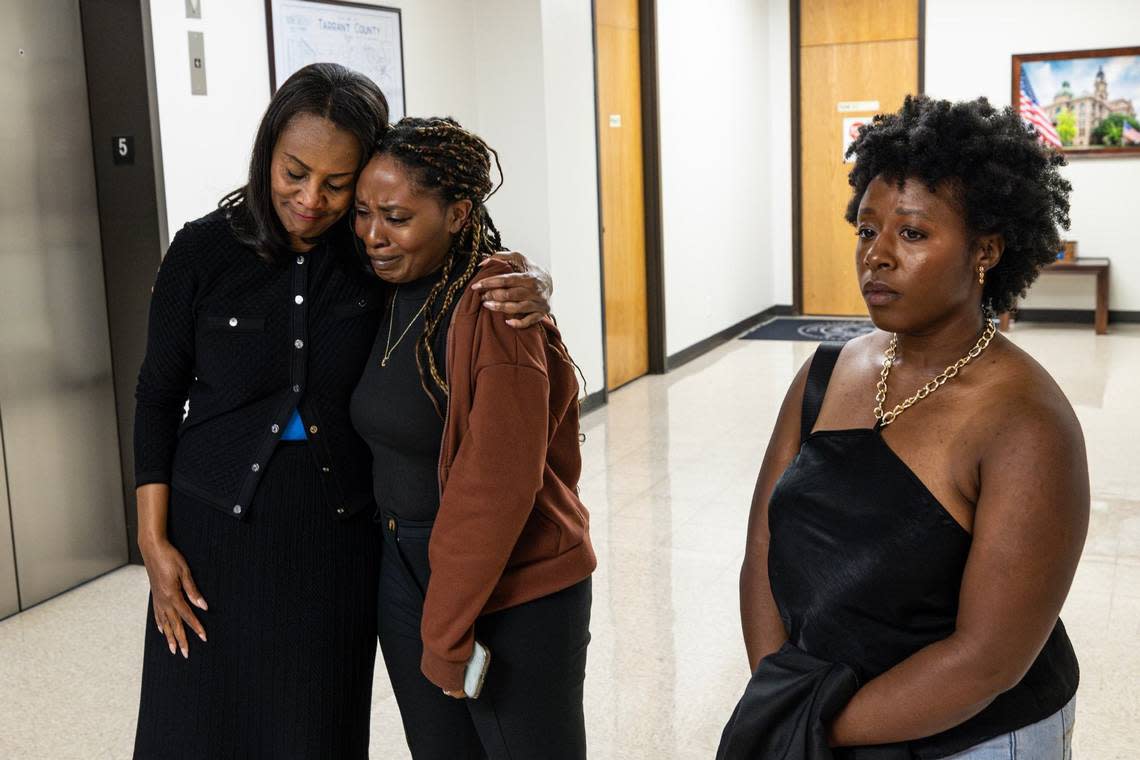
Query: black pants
[{"left": 377, "top": 513, "right": 592, "bottom": 760}]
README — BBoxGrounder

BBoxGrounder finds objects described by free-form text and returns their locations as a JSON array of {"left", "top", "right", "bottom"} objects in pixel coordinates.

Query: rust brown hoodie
[{"left": 420, "top": 259, "right": 597, "bottom": 691}]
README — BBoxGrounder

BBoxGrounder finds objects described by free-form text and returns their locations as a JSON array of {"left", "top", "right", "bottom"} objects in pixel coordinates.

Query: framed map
[
  {"left": 266, "top": 0, "right": 405, "bottom": 121},
  {"left": 1013, "top": 47, "right": 1140, "bottom": 156}
]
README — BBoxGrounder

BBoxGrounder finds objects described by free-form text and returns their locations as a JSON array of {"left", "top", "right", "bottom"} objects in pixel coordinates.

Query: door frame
[
  {"left": 790, "top": 0, "right": 926, "bottom": 314},
  {"left": 79, "top": 0, "right": 168, "bottom": 565},
  {"left": 590, "top": 0, "right": 667, "bottom": 395}
]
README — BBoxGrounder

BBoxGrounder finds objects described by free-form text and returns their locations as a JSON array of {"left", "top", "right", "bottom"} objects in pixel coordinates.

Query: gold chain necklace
[
  {"left": 873, "top": 320, "right": 996, "bottom": 427},
  {"left": 381, "top": 287, "right": 429, "bottom": 368}
]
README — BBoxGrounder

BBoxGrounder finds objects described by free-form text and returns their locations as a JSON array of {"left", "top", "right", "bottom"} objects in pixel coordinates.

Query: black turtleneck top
[{"left": 349, "top": 271, "right": 457, "bottom": 522}]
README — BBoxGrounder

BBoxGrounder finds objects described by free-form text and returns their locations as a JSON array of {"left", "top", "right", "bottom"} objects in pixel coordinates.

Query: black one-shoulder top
[{"left": 766, "top": 342, "right": 1079, "bottom": 758}]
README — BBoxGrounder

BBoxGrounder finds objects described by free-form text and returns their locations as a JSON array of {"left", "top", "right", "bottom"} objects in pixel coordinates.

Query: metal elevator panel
[
  {"left": 0, "top": 415, "right": 18, "bottom": 619},
  {"left": 0, "top": 1, "right": 128, "bottom": 611}
]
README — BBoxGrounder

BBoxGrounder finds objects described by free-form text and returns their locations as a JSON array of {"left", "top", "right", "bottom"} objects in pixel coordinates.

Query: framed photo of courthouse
[
  {"left": 1012, "top": 46, "right": 1140, "bottom": 157},
  {"left": 265, "top": 0, "right": 406, "bottom": 121}
]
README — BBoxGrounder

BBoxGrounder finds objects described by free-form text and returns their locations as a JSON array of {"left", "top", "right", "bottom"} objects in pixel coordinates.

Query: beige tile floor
[{"left": 1, "top": 322, "right": 1137, "bottom": 758}]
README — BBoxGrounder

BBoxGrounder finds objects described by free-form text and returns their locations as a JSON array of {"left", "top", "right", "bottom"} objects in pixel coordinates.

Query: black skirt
[{"left": 134, "top": 444, "right": 381, "bottom": 759}]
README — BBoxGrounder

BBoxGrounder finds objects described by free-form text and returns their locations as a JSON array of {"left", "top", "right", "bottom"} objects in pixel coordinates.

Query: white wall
[
  {"left": 656, "top": 0, "right": 775, "bottom": 357},
  {"left": 766, "top": 0, "right": 794, "bottom": 306},
  {"left": 147, "top": 0, "right": 604, "bottom": 395},
  {"left": 538, "top": 1, "right": 605, "bottom": 397},
  {"left": 472, "top": 0, "right": 606, "bottom": 396},
  {"left": 149, "top": 0, "right": 270, "bottom": 237},
  {"left": 925, "top": 0, "right": 1140, "bottom": 312},
  {"left": 470, "top": 0, "right": 604, "bottom": 394},
  {"left": 473, "top": 1, "right": 551, "bottom": 266}
]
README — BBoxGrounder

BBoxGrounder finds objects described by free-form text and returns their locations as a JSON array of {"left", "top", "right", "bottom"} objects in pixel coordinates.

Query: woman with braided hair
[
  {"left": 720, "top": 96, "right": 1087, "bottom": 759},
  {"left": 350, "top": 117, "right": 595, "bottom": 759}
]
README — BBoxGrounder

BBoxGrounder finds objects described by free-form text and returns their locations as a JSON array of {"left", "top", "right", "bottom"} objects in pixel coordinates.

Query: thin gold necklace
[
  {"left": 873, "top": 320, "right": 996, "bottom": 427},
  {"left": 381, "top": 287, "right": 429, "bottom": 368}
]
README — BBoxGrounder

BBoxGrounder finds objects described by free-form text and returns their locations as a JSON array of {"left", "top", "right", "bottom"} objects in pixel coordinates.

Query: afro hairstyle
[{"left": 844, "top": 95, "right": 1072, "bottom": 315}]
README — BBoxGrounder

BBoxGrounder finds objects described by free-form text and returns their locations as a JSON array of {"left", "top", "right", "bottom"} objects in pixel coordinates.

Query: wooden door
[
  {"left": 596, "top": 0, "right": 649, "bottom": 390},
  {"left": 799, "top": 0, "right": 919, "bottom": 315}
]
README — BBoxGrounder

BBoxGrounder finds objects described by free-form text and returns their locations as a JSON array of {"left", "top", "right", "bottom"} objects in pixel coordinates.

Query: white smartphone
[{"left": 464, "top": 641, "right": 491, "bottom": 699}]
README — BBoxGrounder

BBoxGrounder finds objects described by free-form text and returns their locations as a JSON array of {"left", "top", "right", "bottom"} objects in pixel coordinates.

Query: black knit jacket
[{"left": 134, "top": 208, "right": 386, "bottom": 520}]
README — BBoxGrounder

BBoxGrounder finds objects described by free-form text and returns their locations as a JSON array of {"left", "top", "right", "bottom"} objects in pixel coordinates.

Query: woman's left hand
[
  {"left": 442, "top": 689, "right": 467, "bottom": 700},
  {"left": 474, "top": 251, "right": 553, "bottom": 328}
]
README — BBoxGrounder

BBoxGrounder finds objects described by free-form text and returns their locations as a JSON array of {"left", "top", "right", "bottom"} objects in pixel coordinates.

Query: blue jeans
[{"left": 941, "top": 698, "right": 1076, "bottom": 759}]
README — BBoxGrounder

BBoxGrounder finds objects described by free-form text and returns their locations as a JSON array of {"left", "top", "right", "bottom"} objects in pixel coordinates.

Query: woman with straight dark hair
[{"left": 132, "top": 63, "right": 553, "bottom": 759}]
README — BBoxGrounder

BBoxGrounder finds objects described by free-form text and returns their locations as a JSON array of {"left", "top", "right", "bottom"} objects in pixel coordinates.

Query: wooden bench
[{"left": 999, "top": 257, "right": 1110, "bottom": 335}]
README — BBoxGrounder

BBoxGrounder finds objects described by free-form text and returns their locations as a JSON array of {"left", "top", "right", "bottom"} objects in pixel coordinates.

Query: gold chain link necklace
[
  {"left": 381, "top": 287, "right": 430, "bottom": 368},
  {"left": 873, "top": 319, "right": 996, "bottom": 427}
]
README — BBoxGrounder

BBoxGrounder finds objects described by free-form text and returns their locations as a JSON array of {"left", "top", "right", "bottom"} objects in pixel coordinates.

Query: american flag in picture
[
  {"left": 1124, "top": 122, "right": 1140, "bottom": 145},
  {"left": 1019, "top": 66, "right": 1063, "bottom": 148}
]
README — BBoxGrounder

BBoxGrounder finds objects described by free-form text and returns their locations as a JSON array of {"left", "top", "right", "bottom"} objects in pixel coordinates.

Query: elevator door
[{"left": 0, "top": 0, "right": 127, "bottom": 616}]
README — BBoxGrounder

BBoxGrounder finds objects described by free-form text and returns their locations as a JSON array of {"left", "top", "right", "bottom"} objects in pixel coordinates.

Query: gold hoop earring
[{"left": 978, "top": 265, "right": 986, "bottom": 286}]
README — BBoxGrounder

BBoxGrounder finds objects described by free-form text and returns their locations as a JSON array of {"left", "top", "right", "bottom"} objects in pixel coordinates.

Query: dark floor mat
[{"left": 740, "top": 317, "right": 874, "bottom": 342}]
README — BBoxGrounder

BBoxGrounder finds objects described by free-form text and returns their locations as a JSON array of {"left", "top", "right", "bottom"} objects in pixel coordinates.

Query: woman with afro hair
[{"left": 720, "top": 96, "right": 1087, "bottom": 759}]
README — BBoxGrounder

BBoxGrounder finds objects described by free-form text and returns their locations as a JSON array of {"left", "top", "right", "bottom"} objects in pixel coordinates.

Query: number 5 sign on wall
[{"left": 112, "top": 136, "right": 134, "bottom": 165}]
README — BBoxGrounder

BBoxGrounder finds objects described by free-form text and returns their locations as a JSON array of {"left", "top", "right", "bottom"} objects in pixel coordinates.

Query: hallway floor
[{"left": 1, "top": 323, "right": 1137, "bottom": 758}]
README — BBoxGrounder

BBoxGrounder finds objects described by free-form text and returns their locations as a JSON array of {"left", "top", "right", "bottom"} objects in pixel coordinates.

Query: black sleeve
[
  {"left": 717, "top": 642, "right": 870, "bottom": 760},
  {"left": 133, "top": 225, "right": 200, "bottom": 486}
]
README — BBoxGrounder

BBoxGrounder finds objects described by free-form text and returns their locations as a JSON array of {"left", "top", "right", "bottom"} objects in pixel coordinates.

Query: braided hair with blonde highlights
[{"left": 374, "top": 117, "right": 507, "bottom": 416}]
